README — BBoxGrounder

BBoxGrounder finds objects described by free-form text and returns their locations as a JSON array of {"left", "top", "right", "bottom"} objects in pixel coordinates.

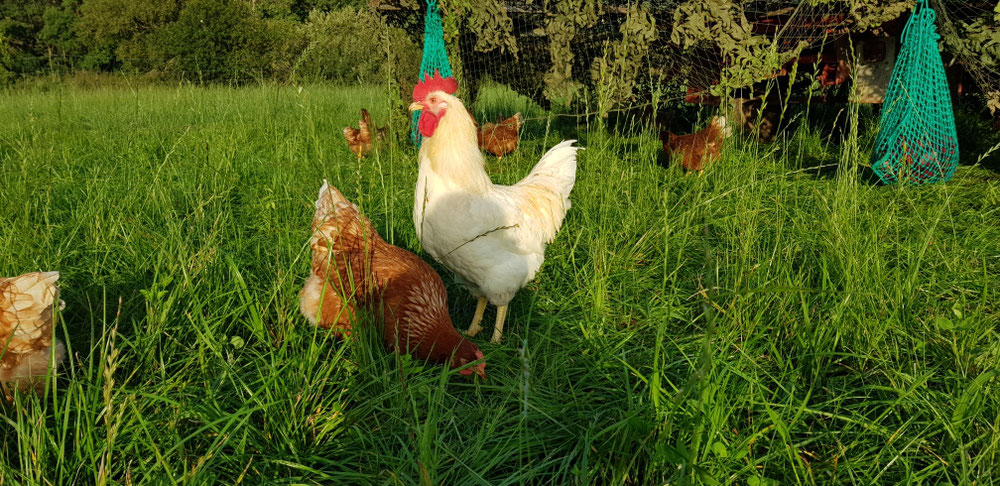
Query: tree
[
  {"left": 0, "top": 0, "right": 62, "bottom": 81},
  {"left": 40, "top": 0, "right": 83, "bottom": 68},
  {"left": 75, "top": 0, "right": 180, "bottom": 70},
  {"left": 154, "top": 0, "right": 270, "bottom": 81}
]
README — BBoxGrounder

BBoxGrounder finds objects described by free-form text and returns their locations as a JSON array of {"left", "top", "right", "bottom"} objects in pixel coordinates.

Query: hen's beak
[{"left": 408, "top": 102, "right": 424, "bottom": 112}]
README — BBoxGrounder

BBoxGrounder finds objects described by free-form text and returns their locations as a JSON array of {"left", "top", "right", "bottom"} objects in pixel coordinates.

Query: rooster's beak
[{"left": 408, "top": 102, "right": 424, "bottom": 112}]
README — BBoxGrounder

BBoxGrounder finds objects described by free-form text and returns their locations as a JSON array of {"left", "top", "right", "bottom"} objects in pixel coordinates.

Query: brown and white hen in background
[
  {"left": 343, "top": 108, "right": 387, "bottom": 161},
  {"left": 477, "top": 112, "right": 524, "bottom": 161},
  {"left": 660, "top": 116, "right": 732, "bottom": 173}
]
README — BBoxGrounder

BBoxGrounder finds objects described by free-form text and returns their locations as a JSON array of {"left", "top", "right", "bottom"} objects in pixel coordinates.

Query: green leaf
[
  {"left": 712, "top": 441, "right": 729, "bottom": 458},
  {"left": 697, "top": 468, "right": 721, "bottom": 486},
  {"left": 935, "top": 316, "right": 955, "bottom": 330}
]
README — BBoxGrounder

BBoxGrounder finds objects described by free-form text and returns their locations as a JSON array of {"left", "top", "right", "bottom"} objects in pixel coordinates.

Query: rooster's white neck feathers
[{"left": 418, "top": 93, "right": 492, "bottom": 194}]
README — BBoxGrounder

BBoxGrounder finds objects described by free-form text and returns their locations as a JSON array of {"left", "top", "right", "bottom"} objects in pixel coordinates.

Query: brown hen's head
[{"left": 452, "top": 340, "right": 486, "bottom": 380}]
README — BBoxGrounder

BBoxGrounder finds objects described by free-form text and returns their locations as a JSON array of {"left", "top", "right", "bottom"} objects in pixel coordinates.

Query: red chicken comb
[{"left": 412, "top": 70, "right": 458, "bottom": 102}]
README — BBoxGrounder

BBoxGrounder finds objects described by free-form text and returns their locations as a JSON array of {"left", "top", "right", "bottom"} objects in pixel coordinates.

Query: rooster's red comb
[{"left": 412, "top": 70, "right": 458, "bottom": 102}]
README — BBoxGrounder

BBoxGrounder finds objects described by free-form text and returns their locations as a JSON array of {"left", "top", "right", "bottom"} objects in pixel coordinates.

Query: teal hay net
[
  {"left": 870, "top": 0, "right": 959, "bottom": 185},
  {"left": 410, "top": 0, "right": 454, "bottom": 146}
]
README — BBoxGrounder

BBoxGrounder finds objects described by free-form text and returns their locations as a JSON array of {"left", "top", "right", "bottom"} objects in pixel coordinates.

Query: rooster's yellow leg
[
  {"left": 490, "top": 305, "right": 508, "bottom": 344},
  {"left": 466, "top": 297, "right": 488, "bottom": 337}
]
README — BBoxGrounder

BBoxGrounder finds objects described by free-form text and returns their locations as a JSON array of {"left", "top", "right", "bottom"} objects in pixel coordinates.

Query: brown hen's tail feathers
[
  {"left": 343, "top": 108, "right": 388, "bottom": 149},
  {"left": 359, "top": 108, "right": 372, "bottom": 140}
]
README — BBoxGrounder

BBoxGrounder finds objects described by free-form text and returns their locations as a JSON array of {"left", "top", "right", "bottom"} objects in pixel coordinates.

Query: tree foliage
[
  {"left": 0, "top": 0, "right": 411, "bottom": 85},
  {"left": 294, "top": 7, "right": 418, "bottom": 87},
  {"left": 153, "top": 0, "right": 272, "bottom": 80},
  {"left": 591, "top": 4, "right": 657, "bottom": 115},
  {"left": 0, "top": 0, "right": 61, "bottom": 78},
  {"left": 74, "top": 0, "right": 180, "bottom": 70},
  {"left": 543, "top": 0, "right": 601, "bottom": 106},
  {"left": 669, "top": 0, "right": 809, "bottom": 95},
  {"left": 938, "top": 1, "right": 1000, "bottom": 112},
  {"left": 0, "top": 0, "right": 997, "bottom": 109}
]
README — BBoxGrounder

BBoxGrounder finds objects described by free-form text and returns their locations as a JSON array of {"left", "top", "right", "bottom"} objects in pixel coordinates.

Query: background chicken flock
[{"left": 1, "top": 69, "right": 743, "bottom": 397}]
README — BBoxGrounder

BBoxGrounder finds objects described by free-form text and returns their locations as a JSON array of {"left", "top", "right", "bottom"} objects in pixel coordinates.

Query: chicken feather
[
  {"left": 0, "top": 272, "right": 66, "bottom": 399},
  {"left": 343, "top": 108, "right": 386, "bottom": 159}
]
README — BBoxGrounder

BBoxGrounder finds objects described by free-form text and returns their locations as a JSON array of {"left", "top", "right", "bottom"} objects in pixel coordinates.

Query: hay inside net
[{"left": 871, "top": 0, "right": 959, "bottom": 185}]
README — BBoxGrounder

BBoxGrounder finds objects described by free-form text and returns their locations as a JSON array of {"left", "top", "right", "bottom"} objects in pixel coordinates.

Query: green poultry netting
[
  {"left": 410, "top": 0, "right": 453, "bottom": 146},
  {"left": 871, "top": 0, "right": 959, "bottom": 185}
]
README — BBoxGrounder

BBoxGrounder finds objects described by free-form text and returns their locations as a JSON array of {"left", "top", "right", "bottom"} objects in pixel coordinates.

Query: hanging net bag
[
  {"left": 870, "top": 0, "right": 959, "bottom": 185},
  {"left": 410, "top": 0, "right": 455, "bottom": 146}
]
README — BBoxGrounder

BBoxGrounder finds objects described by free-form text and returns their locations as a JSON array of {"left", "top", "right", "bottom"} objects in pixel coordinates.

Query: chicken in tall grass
[
  {"left": 409, "top": 71, "right": 580, "bottom": 344},
  {"left": 1, "top": 272, "right": 66, "bottom": 400},
  {"left": 300, "top": 181, "right": 485, "bottom": 378},
  {"left": 343, "top": 108, "right": 387, "bottom": 162},
  {"left": 660, "top": 116, "right": 732, "bottom": 173},
  {"left": 477, "top": 112, "right": 524, "bottom": 161}
]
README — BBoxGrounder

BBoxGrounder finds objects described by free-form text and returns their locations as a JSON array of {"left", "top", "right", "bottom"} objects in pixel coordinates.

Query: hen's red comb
[{"left": 412, "top": 70, "right": 458, "bottom": 102}]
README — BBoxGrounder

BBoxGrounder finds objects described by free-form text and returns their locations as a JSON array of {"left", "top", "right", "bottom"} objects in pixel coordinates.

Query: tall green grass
[{"left": 1, "top": 83, "right": 999, "bottom": 484}]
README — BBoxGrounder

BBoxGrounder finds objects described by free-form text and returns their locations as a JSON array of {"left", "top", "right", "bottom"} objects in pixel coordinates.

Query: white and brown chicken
[{"left": 1, "top": 272, "right": 66, "bottom": 400}]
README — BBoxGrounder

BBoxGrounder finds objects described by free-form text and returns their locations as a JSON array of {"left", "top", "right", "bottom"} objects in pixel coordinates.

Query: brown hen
[
  {"left": 660, "top": 116, "right": 732, "bottom": 173},
  {"left": 343, "top": 108, "right": 387, "bottom": 161},
  {"left": 477, "top": 113, "right": 523, "bottom": 161},
  {"left": 299, "top": 181, "right": 485, "bottom": 379},
  {"left": 1, "top": 272, "right": 66, "bottom": 400}
]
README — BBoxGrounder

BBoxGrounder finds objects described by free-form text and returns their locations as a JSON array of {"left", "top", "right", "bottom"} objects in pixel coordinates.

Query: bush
[
  {"left": 153, "top": 0, "right": 271, "bottom": 82},
  {"left": 293, "top": 7, "right": 419, "bottom": 91},
  {"left": 263, "top": 17, "right": 306, "bottom": 82},
  {"left": 74, "top": 0, "right": 180, "bottom": 72},
  {"left": 0, "top": 35, "right": 16, "bottom": 85}
]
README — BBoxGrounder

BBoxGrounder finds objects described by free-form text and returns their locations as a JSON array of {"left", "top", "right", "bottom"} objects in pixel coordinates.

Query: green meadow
[{"left": 1, "top": 83, "right": 999, "bottom": 484}]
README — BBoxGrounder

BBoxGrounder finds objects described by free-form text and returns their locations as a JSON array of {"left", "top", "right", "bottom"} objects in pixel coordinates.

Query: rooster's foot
[
  {"left": 465, "top": 297, "right": 488, "bottom": 337},
  {"left": 490, "top": 305, "right": 508, "bottom": 344}
]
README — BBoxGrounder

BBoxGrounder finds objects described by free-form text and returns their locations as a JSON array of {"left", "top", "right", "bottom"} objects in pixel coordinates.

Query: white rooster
[{"left": 409, "top": 71, "right": 580, "bottom": 343}]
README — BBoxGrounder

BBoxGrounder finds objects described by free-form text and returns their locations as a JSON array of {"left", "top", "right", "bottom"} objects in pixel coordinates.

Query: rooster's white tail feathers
[
  {"left": 510, "top": 140, "right": 580, "bottom": 244},
  {"left": 518, "top": 140, "right": 579, "bottom": 204}
]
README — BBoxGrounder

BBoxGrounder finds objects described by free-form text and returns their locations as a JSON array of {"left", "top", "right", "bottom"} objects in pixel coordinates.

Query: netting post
[{"left": 411, "top": 0, "right": 454, "bottom": 147}]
